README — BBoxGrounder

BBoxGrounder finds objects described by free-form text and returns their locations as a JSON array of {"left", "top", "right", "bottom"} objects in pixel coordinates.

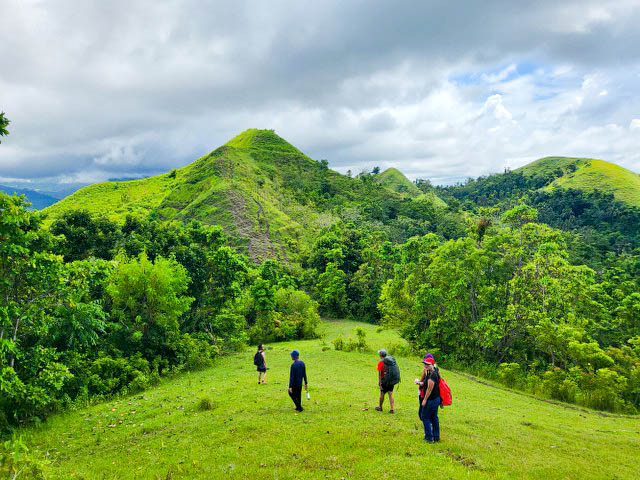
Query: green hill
[
  {"left": 44, "top": 129, "right": 453, "bottom": 263},
  {"left": 516, "top": 156, "right": 640, "bottom": 207},
  {"left": 376, "top": 168, "right": 422, "bottom": 196},
  {"left": 45, "top": 129, "right": 353, "bottom": 262},
  {"left": 19, "top": 320, "right": 640, "bottom": 479}
]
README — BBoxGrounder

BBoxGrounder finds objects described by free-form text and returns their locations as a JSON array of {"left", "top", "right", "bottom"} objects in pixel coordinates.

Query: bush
[
  {"left": 334, "top": 328, "right": 369, "bottom": 353},
  {"left": 540, "top": 368, "right": 578, "bottom": 404},
  {"left": 388, "top": 343, "right": 413, "bottom": 358},
  {"left": 497, "top": 363, "right": 523, "bottom": 389},
  {"left": 249, "top": 288, "right": 321, "bottom": 343},
  {"left": 0, "top": 436, "right": 48, "bottom": 479},
  {"left": 175, "top": 334, "right": 219, "bottom": 370},
  {"left": 87, "top": 354, "right": 151, "bottom": 396}
]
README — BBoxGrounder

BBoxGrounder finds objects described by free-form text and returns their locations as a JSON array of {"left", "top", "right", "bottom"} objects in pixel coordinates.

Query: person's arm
[
  {"left": 288, "top": 363, "right": 294, "bottom": 393},
  {"left": 261, "top": 351, "right": 266, "bottom": 367},
  {"left": 421, "top": 378, "right": 435, "bottom": 406},
  {"left": 303, "top": 364, "right": 308, "bottom": 390}
]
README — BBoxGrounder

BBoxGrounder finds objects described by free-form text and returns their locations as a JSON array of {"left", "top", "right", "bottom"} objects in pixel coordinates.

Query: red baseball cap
[{"left": 423, "top": 357, "right": 436, "bottom": 365}]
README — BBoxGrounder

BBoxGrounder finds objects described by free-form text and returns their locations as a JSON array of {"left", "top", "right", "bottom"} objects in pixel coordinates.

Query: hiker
[
  {"left": 254, "top": 344, "right": 267, "bottom": 384},
  {"left": 288, "top": 350, "right": 308, "bottom": 412},
  {"left": 418, "top": 356, "right": 441, "bottom": 443},
  {"left": 375, "top": 349, "right": 400, "bottom": 413}
]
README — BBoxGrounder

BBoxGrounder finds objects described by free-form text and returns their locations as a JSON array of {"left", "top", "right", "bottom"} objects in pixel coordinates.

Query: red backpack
[{"left": 439, "top": 377, "right": 452, "bottom": 407}]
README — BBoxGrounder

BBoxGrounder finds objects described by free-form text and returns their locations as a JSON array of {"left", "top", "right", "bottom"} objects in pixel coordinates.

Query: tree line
[{"left": 0, "top": 195, "right": 320, "bottom": 428}]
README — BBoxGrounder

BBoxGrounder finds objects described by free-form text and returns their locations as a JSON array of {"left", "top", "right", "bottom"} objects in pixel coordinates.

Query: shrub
[
  {"left": 497, "top": 363, "right": 523, "bottom": 389},
  {"left": 388, "top": 343, "right": 413, "bottom": 358},
  {"left": 87, "top": 354, "right": 151, "bottom": 396},
  {"left": 541, "top": 368, "right": 578, "bottom": 404},
  {"left": 249, "top": 288, "right": 321, "bottom": 343},
  {"left": 334, "top": 328, "right": 369, "bottom": 353},
  {"left": 175, "top": 334, "right": 219, "bottom": 370},
  {"left": 197, "top": 397, "right": 216, "bottom": 411},
  {"left": 0, "top": 436, "right": 48, "bottom": 479}
]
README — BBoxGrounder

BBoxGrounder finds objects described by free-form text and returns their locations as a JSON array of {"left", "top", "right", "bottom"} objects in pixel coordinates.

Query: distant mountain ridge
[
  {"left": 43, "top": 131, "right": 640, "bottom": 262},
  {"left": 0, "top": 185, "right": 59, "bottom": 210}
]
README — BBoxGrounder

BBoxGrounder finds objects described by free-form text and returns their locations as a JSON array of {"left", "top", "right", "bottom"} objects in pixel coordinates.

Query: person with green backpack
[{"left": 375, "top": 349, "right": 400, "bottom": 413}]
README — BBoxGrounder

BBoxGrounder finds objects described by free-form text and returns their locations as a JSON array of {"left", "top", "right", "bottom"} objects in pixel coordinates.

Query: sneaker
[
  {"left": 424, "top": 439, "right": 434, "bottom": 444},
  {"left": 374, "top": 406, "right": 383, "bottom": 412},
  {"left": 389, "top": 409, "right": 395, "bottom": 414}
]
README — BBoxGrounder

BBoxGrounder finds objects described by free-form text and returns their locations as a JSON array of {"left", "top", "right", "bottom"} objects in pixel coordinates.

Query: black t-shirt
[{"left": 426, "top": 369, "right": 440, "bottom": 400}]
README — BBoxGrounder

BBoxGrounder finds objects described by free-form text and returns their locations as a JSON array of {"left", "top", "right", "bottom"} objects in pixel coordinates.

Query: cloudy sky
[{"left": 1, "top": 0, "right": 640, "bottom": 185}]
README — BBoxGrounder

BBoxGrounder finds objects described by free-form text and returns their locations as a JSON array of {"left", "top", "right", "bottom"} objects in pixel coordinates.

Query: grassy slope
[
  {"left": 376, "top": 168, "right": 422, "bottom": 196},
  {"left": 44, "top": 129, "right": 339, "bottom": 262},
  {"left": 517, "top": 156, "right": 640, "bottom": 207},
  {"left": 23, "top": 320, "right": 640, "bottom": 480}
]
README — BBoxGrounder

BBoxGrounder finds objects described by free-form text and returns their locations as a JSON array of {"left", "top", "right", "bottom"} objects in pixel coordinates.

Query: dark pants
[
  {"left": 419, "top": 396, "right": 440, "bottom": 441},
  {"left": 289, "top": 386, "right": 303, "bottom": 410}
]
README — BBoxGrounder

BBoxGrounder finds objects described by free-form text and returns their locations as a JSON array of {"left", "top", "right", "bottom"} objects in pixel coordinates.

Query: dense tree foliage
[
  {"left": 0, "top": 196, "right": 321, "bottom": 428},
  {"left": 380, "top": 206, "right": 640, "bottom": 412}
]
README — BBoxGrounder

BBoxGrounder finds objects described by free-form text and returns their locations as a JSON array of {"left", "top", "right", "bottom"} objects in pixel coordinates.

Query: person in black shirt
[
  {"left": 420, "top": 356, "right": 440, "bottom": 442},
  {"left": 288, "top": 350, "right": 308, "bottom": 412},
  {"left": 256, "top": 344, "right": 267, "bottom": 384}
]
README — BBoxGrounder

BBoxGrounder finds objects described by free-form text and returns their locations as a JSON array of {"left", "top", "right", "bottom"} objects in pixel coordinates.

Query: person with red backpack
[{"left": 418, "top": 355, "right": 441, "bottom": 443}]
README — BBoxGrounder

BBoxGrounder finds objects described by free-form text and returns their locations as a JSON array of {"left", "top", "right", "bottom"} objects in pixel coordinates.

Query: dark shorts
[
  {"left": 257, "top": 367, "right": 266, "bottom": 373},
  {"left": 381, "top": 384, "right": 394, "bottom": 394}
]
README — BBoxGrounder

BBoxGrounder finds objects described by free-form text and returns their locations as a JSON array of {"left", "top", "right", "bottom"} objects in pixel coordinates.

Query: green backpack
[{"left": 382, "top": 355, "right": 400, "bottom": 387}]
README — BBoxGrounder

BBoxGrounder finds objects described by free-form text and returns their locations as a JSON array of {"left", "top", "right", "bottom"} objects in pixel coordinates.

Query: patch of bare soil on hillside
[{"left": 225, "top": 189, "right": 276, "bottom": 263}]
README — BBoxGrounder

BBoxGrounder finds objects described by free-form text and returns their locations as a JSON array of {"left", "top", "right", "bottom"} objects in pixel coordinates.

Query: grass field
[
  {"left": 517, "top": 156, "right": 640, "bottom": 207},
  {"left": 19, "top": 320, "right": 640, "bottom": 479}
]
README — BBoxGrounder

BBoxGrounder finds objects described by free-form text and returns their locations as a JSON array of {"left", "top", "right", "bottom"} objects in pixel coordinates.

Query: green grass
[
  {"left": 20, "top": 320, "right": 640, "bottom": 479},
  {"left": 43, "top": 129, "right": 340, "bottom": 263},
  {"left": 376, "top": 168, "right": 422, "bottom": 196},
  {"left": 517, "top": 156, "right": 640, "bottom": 207}
]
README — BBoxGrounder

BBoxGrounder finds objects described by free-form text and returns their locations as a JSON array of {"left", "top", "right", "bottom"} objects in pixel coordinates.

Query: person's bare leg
[
  {"left": 258, "top": 372, "right": 262, "bottom": 384},
  {"left": 375, "top": 390, "right": 385, "bottom": 411},
  {"left": 389, "top": 392, "right": 395, "bottom": 412},
  {"left": 262, "top": 371, "right": 267, "bottom": 384}
]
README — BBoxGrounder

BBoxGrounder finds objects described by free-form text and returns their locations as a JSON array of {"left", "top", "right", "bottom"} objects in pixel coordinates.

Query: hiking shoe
[
  {"left": 425, "top": 439, "right": 434, "bottom": 444},
  {"left": 389, "top": 409, "right": 395, "bottom": 414},
  {"left": 296, "top": 407, "right": 304, "bottom": 412},
  {"left": 374, "top": 406, "right": 383, "bottom": 412}
]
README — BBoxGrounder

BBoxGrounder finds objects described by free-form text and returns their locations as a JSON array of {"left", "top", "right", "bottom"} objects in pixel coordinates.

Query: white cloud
[{"left": 1, "top": 0, "right": 640, "bottom": 185}]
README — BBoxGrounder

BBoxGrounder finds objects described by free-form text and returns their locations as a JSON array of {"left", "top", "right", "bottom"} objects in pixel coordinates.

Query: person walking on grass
[
  {"left": 254, "top": 344, "right": 267, "bottom": 384},
  {"left": 375, "top": 349, "right": 399, "bottom": 414},
  {"left": 288, "top": 350, "right": 308, "bottom": 412},
  {"left": 419, "top": 356, "right": 441, "bottom": 443}
]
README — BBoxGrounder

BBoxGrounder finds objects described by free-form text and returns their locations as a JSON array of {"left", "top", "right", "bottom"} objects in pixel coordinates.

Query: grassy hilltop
[
  {"left": 44, "top": 129, "right": 449, "bottom": 263},
  {"left": 517, "top": 156, "right": 640, "bottom": 207},
  {"left": 45, "top": 129, "right": 347, "bottom": 262},
  {"left": 21, "top": 320, "right": 640, "bottom": 479},
  {"left": 376, "top": 168, "right": 422, "bottom": 196}
]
